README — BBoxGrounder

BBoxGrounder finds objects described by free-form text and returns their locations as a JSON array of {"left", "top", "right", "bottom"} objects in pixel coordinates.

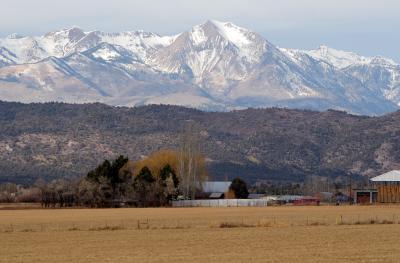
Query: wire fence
[{"left": 2, "top": 212, "right": 400, "bottom": 233}]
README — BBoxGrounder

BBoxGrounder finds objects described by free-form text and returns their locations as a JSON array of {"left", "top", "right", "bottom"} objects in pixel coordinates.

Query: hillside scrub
[{"left": 1, "top": 102, "right": 396, "bottom": 185}]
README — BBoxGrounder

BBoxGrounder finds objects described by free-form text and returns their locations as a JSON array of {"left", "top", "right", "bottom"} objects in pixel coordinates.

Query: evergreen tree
[
  {"left": 136, "top": 166, "right": 155, "bottom": 183},
  {"left": 85, "top": 156, "right": 129, "bottom": 206},
  {"left": 229, "top": 177, "right": 249, "bottom": 199},
  {"left": 87, "top": 159, "right": 111, "bottom": 183},
  {"left": 134, "top": 166, "right": 155, "bottom": 206},
  {"left": 108, "top": 155, "right": 129, "bottom": 191},
  {"left": 159, "top": 164, "right": 179, "bottom": 188}
]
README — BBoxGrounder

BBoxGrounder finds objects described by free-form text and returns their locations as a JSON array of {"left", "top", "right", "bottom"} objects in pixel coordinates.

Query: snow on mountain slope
[
  {"left": 91, "top": 44, "right": 122, "bottom": 61},
  {"left": 149, "top": 20, "right": 270, "bottom": 98},
  {"left": 0, "top": 27, "right": 177, "bottom": 64},
  {"left": 0, "top": 27, "right": 94, "bottom": 63},
  {"left": 344, "top": 60, "right": 400, "bottom": 106},
  {"left": 293, "top": 45, "right": 398, "bottom": 70},
  {"left": 0, "top": 21, "right": 399, "bottom": 115},
  {"left": 0, "top": 47, "right": 17, "bottom": 66},
  {"left": 302, "top": 45, "right": 371, "bottom": 69},
  {"left": 0, "top": 57, "right": 104, "bottom": 103},
  {"left": 231, "top": 48, "right": 397, "bottom": 115},
  {"left": 281, "top": 46, "right": 400, "bottom": 108},
  {"left": 0, "top": 49, "right": 224, "bottom": 110},
  {"left": 0, "top": 35, "right": 47, "bottom": 63},
  {"left": 41, "top": 27, "right": 88, "bottom": 56},
  {"left": 98, "top": 31, "right": 177, "bottom": 62},
  {"left": 210, "top": 20, "right": 265, "bottom": 63}
]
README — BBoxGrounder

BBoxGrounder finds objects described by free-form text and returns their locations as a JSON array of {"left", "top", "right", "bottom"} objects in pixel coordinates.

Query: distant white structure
[{"left": 201, "top": 181, "right": 232, "bottom": 193}]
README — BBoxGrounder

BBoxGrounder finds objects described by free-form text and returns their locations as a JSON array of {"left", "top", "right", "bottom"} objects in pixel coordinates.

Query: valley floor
[{"left": 1, "top": 206, "right": 400, "bottom": 262}]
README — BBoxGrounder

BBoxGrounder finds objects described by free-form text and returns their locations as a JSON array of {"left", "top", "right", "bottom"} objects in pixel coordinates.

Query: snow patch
[
  {"left": 190, "top": 25, "right": 207, "bottom": 45},
  {"left": 92, "top": 46, "right": 121, "bottom": 61},
  {"left": 210, "top": 20, "right": 250, "bottom": 47},
  {"left": 209, "top": 20, "right": 259, "bottom": 62},
  {"left": 303, "top": 45, "right": 398, "bottom": 69}
]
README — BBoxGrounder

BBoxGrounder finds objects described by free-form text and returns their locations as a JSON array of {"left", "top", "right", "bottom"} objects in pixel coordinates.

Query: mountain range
[{"left": 0, "top": 20, "right": 399, "bottom": 115}]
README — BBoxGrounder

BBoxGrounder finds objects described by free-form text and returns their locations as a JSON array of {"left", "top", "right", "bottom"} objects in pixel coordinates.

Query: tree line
[{"left": 38, "top": 152, "right": 183, "bottom": 208}]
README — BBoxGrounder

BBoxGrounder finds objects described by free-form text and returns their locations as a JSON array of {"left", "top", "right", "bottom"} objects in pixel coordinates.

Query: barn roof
[
  {"left": 201, "top": 181, "right": 231, "bottom": 193},
  {"left": 209, "top": 192, "right": 224, "bottom": 199},
  {"left": 371, "top": 170, "right": 400, "bottom": 182}
]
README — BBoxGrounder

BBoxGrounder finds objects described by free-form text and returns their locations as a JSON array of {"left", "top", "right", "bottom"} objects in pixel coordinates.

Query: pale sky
[{"left": 1, "top": 0, "right": 399, "bottom": 61}]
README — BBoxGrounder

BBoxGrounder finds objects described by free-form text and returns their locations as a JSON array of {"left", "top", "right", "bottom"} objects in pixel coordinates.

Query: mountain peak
[
  {"left": 62, "top": 26, "right": 85, "bottom": 38},
  {"left": 203, "top": 19, "right": 221, "bottom": 27},
  {"left": 45, "top": 26, "right": 85, "bottom": 39},
  {"left": 63, "top": 25, "right": 84, "bottom": 32},
  {"left": 203, "top": 19, "right": 239, "bottom": 28},
  {"left": 185, "top": 19, "right": 267, "bottom": 63},
  {"left": 197, "top": 20, "right": 252, "bottom": 46}
]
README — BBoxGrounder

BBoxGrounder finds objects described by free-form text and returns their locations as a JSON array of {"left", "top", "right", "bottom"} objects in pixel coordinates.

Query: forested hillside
[{"left": 1, "top": 101, "right": 400, "bottom": 184}]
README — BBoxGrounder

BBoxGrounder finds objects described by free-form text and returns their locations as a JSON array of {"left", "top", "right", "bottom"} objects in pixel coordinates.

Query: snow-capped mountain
[
  {"left": 0, "top": 27, "right": 176, "bottom": 64},
  {"left": 148, "top": 20, "right": 271, "bottom": 97},
  {"left": 281, "top": 45, "right": 400, "bottom": 108},
  {"left": 0, "top": 21, "right": 399, "bottom": 115}
]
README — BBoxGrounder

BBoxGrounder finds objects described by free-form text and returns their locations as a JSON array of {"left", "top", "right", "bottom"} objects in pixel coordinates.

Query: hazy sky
[{"left": 1, "top": 0, "right": 399, "bottom": 61}]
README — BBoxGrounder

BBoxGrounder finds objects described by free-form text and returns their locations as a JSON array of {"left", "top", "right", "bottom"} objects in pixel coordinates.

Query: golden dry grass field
[{"left": 2, "top": 205, "right": 400, "bottom": 262}]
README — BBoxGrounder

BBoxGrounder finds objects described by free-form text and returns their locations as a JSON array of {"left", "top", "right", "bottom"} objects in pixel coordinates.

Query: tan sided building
[{"left": 371, "top": 170, "right": 400, "bottom": 203}]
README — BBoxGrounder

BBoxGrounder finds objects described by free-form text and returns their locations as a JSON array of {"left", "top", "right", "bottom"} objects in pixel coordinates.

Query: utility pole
[{"left": 348, "top": 173, "right": 352, "bottom": 205}]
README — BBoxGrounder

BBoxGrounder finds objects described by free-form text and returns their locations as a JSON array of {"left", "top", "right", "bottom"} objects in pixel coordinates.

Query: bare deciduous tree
[{"left": 179, "top": 121, "right": 207, "bottom": 199}]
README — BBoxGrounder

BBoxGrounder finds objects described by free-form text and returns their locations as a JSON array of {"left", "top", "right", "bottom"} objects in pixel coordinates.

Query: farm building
[
  {"left": 371, "top": 170, "right": 400, "bottom": 203},
  {"left": 353, "top": 189, "right": 377, "bottom": 204},
  {"left": 200, "top": 181, "right": 232, "bottom": 199},
  {"left": 292, "top": 196, "right": 320, "bottom": 206}
]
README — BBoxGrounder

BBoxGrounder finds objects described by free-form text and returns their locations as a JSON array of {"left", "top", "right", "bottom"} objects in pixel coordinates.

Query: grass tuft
[
  {"left": 20, "top": 228, "right": 35, "bottom": 232},
  {"left": 219, "top": 222, "right": 255, "bottom": 228},
  {"left": 309, "top": 221, "right": 328, "bottom": 226},
  {"left": 89, "top": 225, "right": 125, "bottom": 231}
]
